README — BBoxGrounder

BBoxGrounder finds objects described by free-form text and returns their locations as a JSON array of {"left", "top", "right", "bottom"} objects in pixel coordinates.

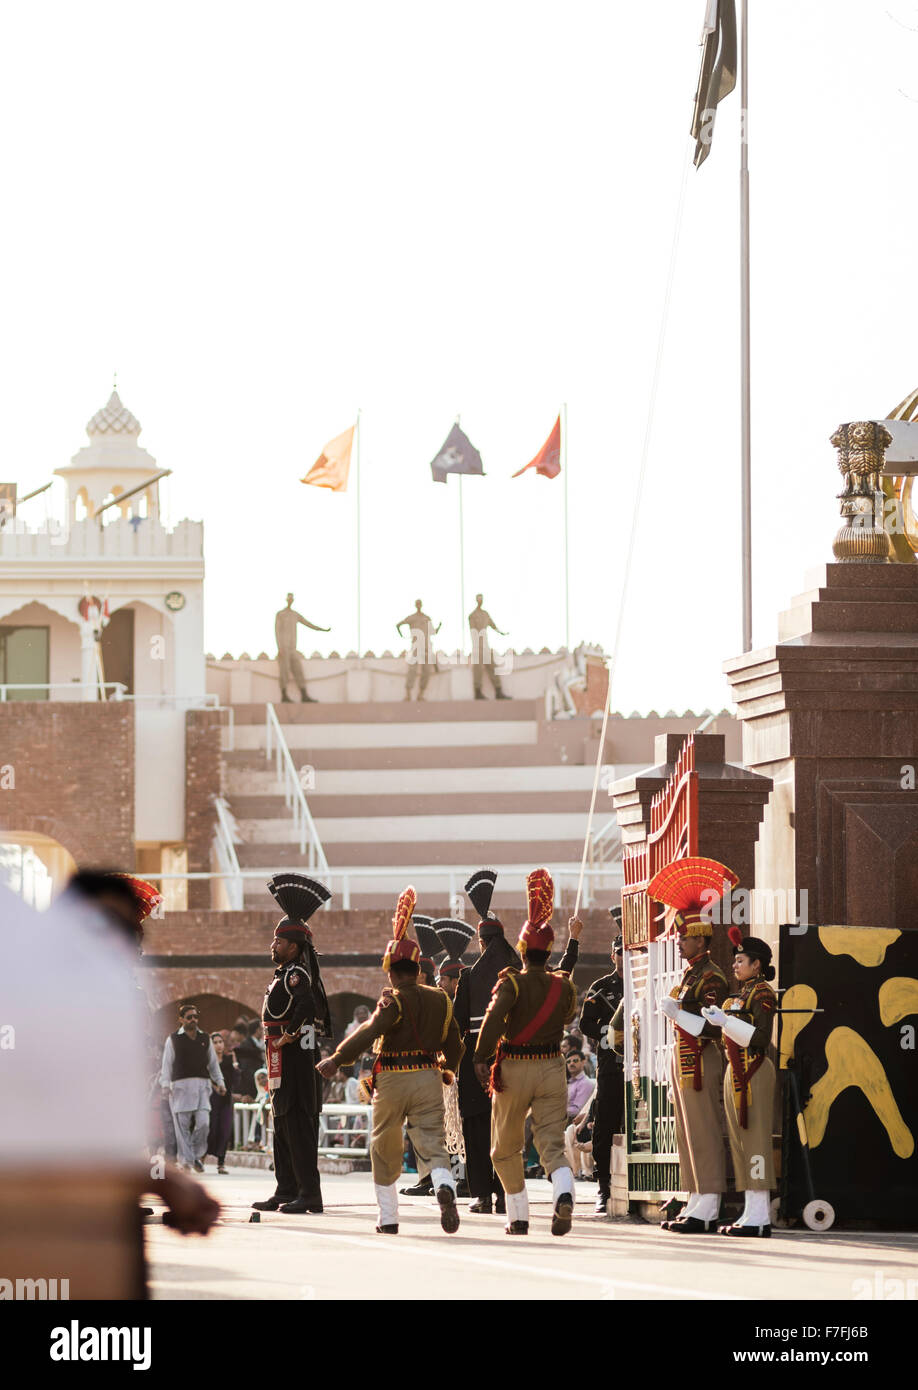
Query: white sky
[{"left": 3, "top": 0, "right": 917, "bottom": 714}]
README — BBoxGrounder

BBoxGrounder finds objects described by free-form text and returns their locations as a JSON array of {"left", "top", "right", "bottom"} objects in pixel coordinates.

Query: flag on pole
[
  {"left": 691, "top": 0, "right": 737, "bottom": 168},
  {"left": 513, "top": 414, "right": 561, "bottom": 479},
  {"left": 430, "top": 423, "right": 484, "bottom": 483},
  {"left": 301, "top": 425, "right": 355, "bottom": 491}
]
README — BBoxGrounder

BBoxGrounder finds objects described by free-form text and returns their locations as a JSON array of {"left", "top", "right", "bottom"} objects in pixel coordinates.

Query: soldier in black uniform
[
  {"left": 574, "top": 908, "right": 625, "bottom": 1214},
  {"left": 252, "top": 873, "right": 332, "bottom": 1216},
  {"left": 453, "top": 870, "right": 519, "bottom": 1215}
]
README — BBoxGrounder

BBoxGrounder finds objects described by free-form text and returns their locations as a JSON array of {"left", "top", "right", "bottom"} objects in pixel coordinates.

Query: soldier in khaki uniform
[
  {"left": 648, "top": 856, "right": 737, "bottom": 1235},
  {"left": 275, "top": 593, "right": 330, "bottom": 703},
  {"left": 474, "top": 868, "right": 578, "bottom": 1236},
  {"left": 318, "top": 887, "right": 464, "bottom": 1235},
  {"left": 702, "top": 933, "right": 777, "bottom": 1238},
  {"left": 468, "top": 594, "right": 510, "bottom": 700},
  {"left": 397, "top": 601, "right": 441, "bottom": 701}
]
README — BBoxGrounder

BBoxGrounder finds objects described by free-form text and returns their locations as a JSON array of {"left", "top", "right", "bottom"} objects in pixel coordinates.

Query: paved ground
[{"left": 144, "top": 1167, "right": 918, "bottom": 1301}]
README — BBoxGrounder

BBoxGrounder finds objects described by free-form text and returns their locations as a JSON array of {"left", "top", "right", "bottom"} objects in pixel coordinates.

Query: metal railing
[
  {"left": 318, "top": 1103, "right": 372, "bottom": 1158},
  {"left": 213, "top": 798, "right": 244, "bottom": 910},
  {"left": 264, "top": 702, "right": 329, "bottom": 875}
]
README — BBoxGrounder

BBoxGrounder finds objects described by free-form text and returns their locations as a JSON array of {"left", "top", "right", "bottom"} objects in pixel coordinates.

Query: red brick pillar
[{"left": 184, "top": 709, "right": 225, "bottom": 909}]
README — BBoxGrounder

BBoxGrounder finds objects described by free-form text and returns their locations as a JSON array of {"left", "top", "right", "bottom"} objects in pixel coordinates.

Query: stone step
[
  {"left": 230, "top": 719, "right": 538, "bottom": 751},
  {"left": 229, "top": 698, "right": 544, "bottom": 725},
  {"left": 224, "top": 743, "right": 584, "bottom": 770},
  {"left": 225, "top": 763, "right": 598, "bottom": 797},
  {"left": 236, "top": 809, "right": 591, "bottom": 845},
  {"left": 236, "top": 836, "right": 590, "bottom": 868},
  {"left": 229, "top": 787, "right": 595, "bottom": 822}
]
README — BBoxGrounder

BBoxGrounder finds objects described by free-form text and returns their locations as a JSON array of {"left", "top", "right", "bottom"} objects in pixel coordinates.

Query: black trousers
[
  {"left": 592, "top": 1066, "right": 625, "bottom": 1194},
  {"left": 272, "top": 1105, "right": 322, "bottom": 1204},
  {"left": 463, "top": 1112, "right": 502, "bottom": 1199}
]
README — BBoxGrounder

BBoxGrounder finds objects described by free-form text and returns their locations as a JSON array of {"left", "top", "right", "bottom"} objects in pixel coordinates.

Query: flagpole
[
  {"left": 458, "top": 473, "right": 466, "bottom": 655},
  {"left": 740, "top": 0, "right": 752, "bottom": 652},
  {"left": 562, "top": 402, "right": 570, "bottom": 650},
  {"left": 355, "top": 409, "right": 362, "bottom": 656}
]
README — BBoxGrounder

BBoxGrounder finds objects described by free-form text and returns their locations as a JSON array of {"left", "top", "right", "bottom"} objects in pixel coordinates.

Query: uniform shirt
[
  {"left": 262, "top": 960, "right": 317, "bottom": 1033},
  {"left": 331, "top": 980, "right": 464, "bottom": 1071},
  {"left": 397, "top": 610, "right": 438, "bottom": 663},
  {"left": 674, "top": 952, "right": 729, "bottom": 1037},
  {"left": 468, "top": 606, "right": 499, "bottom": 633},
  {"left": 580, "top": 970, "right": 624, "bottom": 1078},
  {"left": 275, "top": 606, "right": 323, "bottom": 652},
  {"left": 475, "top": 964, "right": 578, "bottom": 1060},
  {"left": 724, "top": 978, "right": 777, "bottom": 1055}
]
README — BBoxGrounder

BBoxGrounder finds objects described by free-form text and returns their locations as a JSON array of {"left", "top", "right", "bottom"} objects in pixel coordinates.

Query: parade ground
[{"left": 145, "top": 1169, "right": 918, "bottom": 1302}]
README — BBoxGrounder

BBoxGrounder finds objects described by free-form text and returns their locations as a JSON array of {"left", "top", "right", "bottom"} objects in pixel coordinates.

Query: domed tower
[{"left": 54, "top": 389, "right": 164, "bottom": 525}]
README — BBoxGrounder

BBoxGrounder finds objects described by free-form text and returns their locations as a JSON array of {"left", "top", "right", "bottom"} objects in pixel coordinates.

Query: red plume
[{"left": 728, "top": 925, "right": 743, "bottom": 949}]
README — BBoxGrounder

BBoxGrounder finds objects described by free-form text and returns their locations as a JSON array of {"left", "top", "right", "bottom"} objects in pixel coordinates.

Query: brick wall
[
  {"left": 184, "top": 709, "right": 226, "bottom": 908},
  {"left": 0, "top": 701, "right": 134, "bottom": 868}
]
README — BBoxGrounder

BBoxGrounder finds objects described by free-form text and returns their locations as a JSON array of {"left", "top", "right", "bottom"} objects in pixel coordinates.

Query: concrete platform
[{"left": 144, "top": 1168, "right": 918, "bottom": 1302}]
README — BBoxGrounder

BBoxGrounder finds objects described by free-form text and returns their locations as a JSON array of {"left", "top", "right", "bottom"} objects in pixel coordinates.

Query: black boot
[
  {"left": 281, "top": 692, "right": 292, "bottom": 702},
  {"left": 551, "top": 1192, "right": 574, "bottom": 1237},
  {"left": 468, "top": 1197, "right": 492, "bottom": 1214},
  {"left": 376, "top": 1224, "right": 399, "bottom": 1235},
  {"left": 494, "top": 1191, "right": 506, "bottom": 1215},
  {"left": 399, "top": 1177, "right": 434, "bottom": 1197},
  {"left": 299, "top": 688, "right": 317, "bottom": 703},
  {"left": 595, "top": 1190, "right": 610, "bottom": 1215},
  {"left": 252, "top": 1193, "right": 293, "bottom": 1212},
  {"left": 278, "top": 1196, "right": 323, "bottom": 1214},
  {"left": 437, "top": 1186, "right": 460, "bottom": 1234},
  {"left": 505, "top": 1220, "right": 529, "bottom": 1235}
]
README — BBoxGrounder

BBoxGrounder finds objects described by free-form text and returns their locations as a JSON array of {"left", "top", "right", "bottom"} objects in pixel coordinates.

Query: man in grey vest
[{"left": 160, "top": 1004, "right": 225, "bottom": 1172}]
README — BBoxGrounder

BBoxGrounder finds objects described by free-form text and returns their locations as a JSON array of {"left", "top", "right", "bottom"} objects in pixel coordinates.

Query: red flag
[{"left": 513, "top": 415, "right": 561, "bottom": 479}]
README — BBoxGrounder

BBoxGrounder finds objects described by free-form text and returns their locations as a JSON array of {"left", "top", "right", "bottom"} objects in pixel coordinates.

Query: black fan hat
[
  {"left": 464, "top": 868, "right": 497, "bottom": 922},
  {"left": 267, "top": 873, "right": 331, "bottom": 937}
]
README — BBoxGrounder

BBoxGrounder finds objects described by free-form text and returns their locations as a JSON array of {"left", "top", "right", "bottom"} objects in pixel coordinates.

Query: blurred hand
[
  {"left": 660, "top": 997, "right": 679, "bottom": 1020},
  {"left": 316, "top": 1057, "right": 338, "bottom": 1080},
  {"left": 152, "top": 1169, "right": 220, "bottom": 1236},
  {"left": 568, "top": 916, "right": 583, "bottom": 941},
  {"left": 474, "top": 1062, "right": 491, "bottom": 1089}
]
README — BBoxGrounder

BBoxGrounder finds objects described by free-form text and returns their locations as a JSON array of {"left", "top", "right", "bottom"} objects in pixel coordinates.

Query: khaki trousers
[
  {"left": 724, "top": 1057, "right": 776, "bottom": 1191},
  {"left": 490, "top": 1056, "right": 567, "bottom": 1195},
  {"left": 370, "top": 1070, "right": 449, "bottom": 1187},
  {"left": 670, "top": 1044, "right": 725, "bottom": 1194}
]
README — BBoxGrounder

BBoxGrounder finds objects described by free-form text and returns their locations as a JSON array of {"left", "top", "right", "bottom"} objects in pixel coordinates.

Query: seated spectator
[
  {"left": 344, "top": 1004, "right": 371, "bottom": 1038},
  {"left": 566, "top": 1048, "right": 595, "bottom": 1120},
  {"left": 235, "top": 1019, "right": 266, "bottom": 1100}
]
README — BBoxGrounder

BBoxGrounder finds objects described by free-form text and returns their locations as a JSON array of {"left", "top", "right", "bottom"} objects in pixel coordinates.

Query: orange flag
[
  {"left": 513, "top": 415, "right": 561, "bottom": 479},
  {"left": 301, "top": 425, "right": 355, "bottom": 492}
]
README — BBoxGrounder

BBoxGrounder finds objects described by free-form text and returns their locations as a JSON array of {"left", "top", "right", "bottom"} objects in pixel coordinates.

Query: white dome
[{"left": 86, "top": 389, "right": 141, "bottom": 437}]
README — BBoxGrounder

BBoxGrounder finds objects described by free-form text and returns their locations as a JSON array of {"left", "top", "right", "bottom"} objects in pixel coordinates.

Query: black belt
[
  {"left": 376, "top": 1051, "right": 438, "bottom": 1072},
  {"left": 501, "top": 1042, "right": 561, "bottom": 1060}
]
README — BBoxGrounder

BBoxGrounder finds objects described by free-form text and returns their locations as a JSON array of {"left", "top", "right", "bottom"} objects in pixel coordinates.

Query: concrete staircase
[{"left": 223, "top": 699, "right": 621, "bottom": 911}]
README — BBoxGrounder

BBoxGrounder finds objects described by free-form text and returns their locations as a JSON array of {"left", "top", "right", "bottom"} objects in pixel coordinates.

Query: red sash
[
  {"left": 490, "top": 975, "right": 564, "bottom": 1095},
  {"left": 264, "top": 1023, "right": 286, "bottom": 1093}
]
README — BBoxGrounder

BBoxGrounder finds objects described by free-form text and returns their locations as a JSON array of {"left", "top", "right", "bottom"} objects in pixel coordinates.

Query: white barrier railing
[
  {"left": 265, "top": 702, "right": 329, "bottom": 875},
  {"left": 213, "top": 798, "right": 244, "bottom": 910},
  {"left": 230, "top": 1100, "right": 372, "bottom": 1160},
  {"left": 233, "top": 1099, "right": 270, "bottom": 1151},
  {"left": 0, "top": 681, "right": 127, "bottom": 700},
  {"left": 318, "top": 1104, "right": 372, "bottom": 1159}
]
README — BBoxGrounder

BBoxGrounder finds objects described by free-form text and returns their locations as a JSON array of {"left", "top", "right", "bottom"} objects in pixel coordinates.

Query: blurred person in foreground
[{"left": 0, "top": 879, "right": 218, "bottom": 1301}]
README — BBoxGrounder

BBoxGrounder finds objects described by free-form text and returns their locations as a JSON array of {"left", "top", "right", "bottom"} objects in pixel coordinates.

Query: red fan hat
[
  {"left": 647, "top": 856, "right": 739, "bottom": 938},
  {"left": 114, "top": 874, "right": 163, "bottom": 923},
  {"left": 517, "top": 868, "right": 555, "bottom": 955},
  {"left": 382, "top": 886, "right": 421, "bottom": 970}
]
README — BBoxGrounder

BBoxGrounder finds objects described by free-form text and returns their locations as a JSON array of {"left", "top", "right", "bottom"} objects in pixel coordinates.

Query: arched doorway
[
  {"left": 152, "top": 992, "right": 258, "bottom": 1049},
  {"left": 328, "top": 991, "right": 376, "bottom": 1042},
  {"left": 0, "top": 832, "right": 76, "bottom": 907}
]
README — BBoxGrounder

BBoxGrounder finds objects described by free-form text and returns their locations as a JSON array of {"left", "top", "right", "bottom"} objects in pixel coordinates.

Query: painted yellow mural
[
  {"left": 779, "top": 984, "right": 819, "bottom": 1069},
  {"left": 804, "top": 1027, "right": 914, "bottom": 1159},
  {"left": 878, "top": 977, "right": 918, "bottom": 1028},
  {"left": 817, "top": 927, "right": 901, "bottom": 968}
]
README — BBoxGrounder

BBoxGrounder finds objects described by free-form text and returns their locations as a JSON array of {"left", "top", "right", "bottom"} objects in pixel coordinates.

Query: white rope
[
  {"left": 574, "top": 140, "right": 694, "bottom": 916},
  {"left": 443, "top": 1077, "right": 465, "bottom": 1157}
]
